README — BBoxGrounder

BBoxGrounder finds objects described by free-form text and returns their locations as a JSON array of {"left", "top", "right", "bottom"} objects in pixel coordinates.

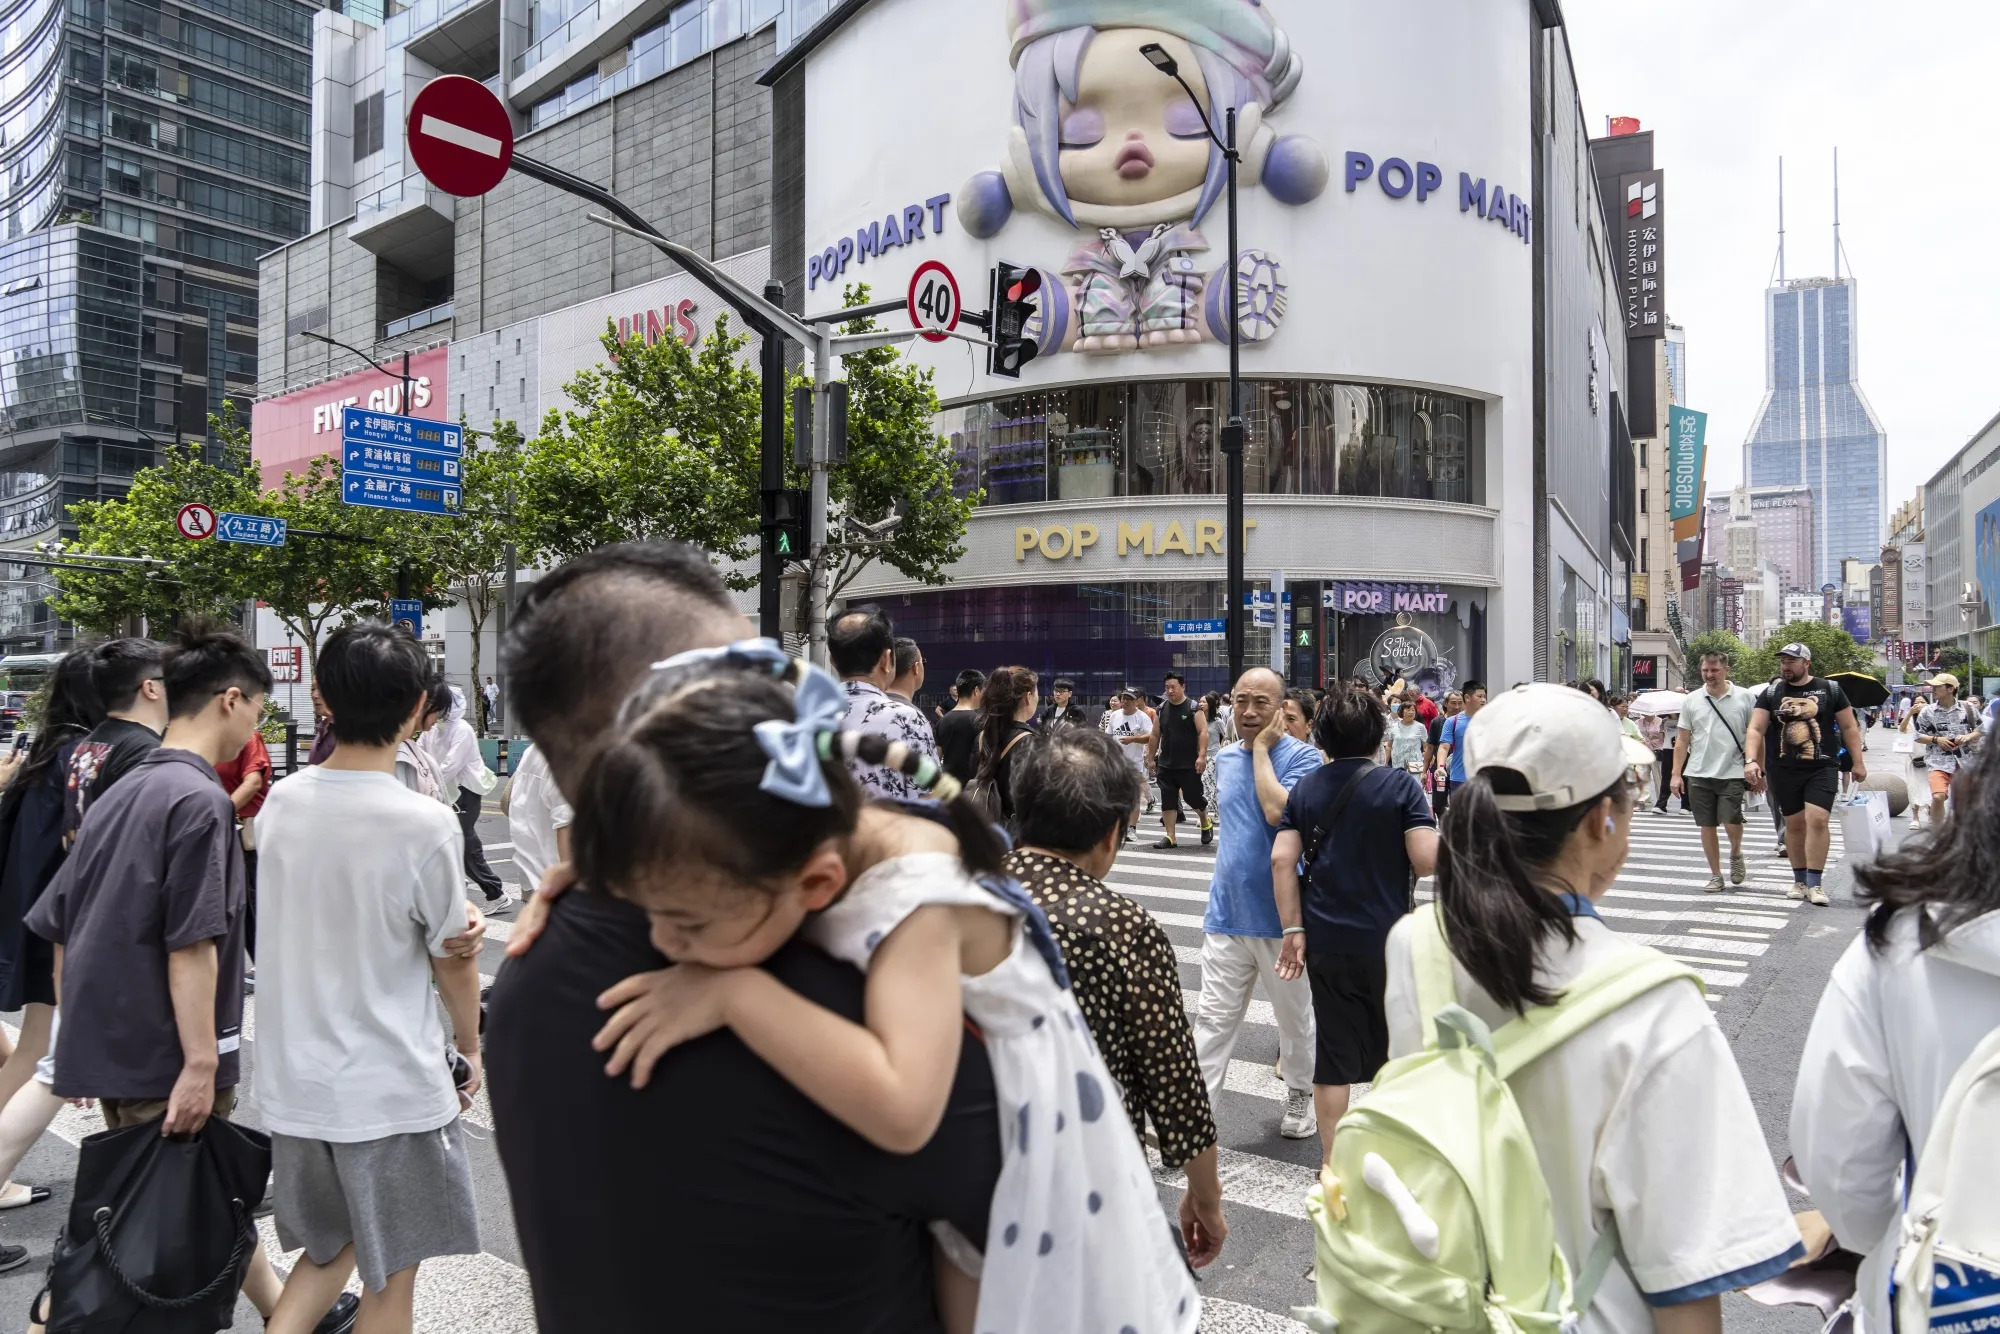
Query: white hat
[{"left": 1465, "top": 683, "right": 1659, "bottom": 812}]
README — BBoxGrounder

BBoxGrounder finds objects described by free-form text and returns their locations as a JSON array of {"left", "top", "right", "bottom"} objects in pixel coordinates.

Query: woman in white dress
[{"left": 568, "top": 643, "right": 1198, "bottom": 1334}]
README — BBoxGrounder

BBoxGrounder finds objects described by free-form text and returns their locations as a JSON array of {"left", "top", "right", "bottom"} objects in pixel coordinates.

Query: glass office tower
[
  {"left": 1743, "top": 276, "right": 1888, "bottom": 591},
  {"left": 0, "top": 0, "right": 313, "bottom": 646}
]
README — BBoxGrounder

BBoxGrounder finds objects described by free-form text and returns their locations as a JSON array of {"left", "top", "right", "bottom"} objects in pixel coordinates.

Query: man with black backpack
[
  {"left": 1670, "top": 650, "right": 1758, "bottom": 893},
  {"left": 1270, "top": 686, "right": 1438, "bottom": 1161}
]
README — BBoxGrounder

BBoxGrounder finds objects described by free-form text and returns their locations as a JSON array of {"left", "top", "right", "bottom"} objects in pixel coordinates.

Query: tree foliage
[
  {"left": 515, "top": 316, "right": 763, "bottom": 579},
  {"left": 804, "top": 289, "right": 978, "bottom": 598},
  {"left": 517, "top": 290, "right": 974, "bottom": 601},
  {"left": 53, "top": 408, "right": 429, "bottom": 675},
  {"left": 1681, "top": 630, "right": 1746, "bottom": 685},
  {"left": 1734, "top": 621, "right": 1874, "bottom": 686}
]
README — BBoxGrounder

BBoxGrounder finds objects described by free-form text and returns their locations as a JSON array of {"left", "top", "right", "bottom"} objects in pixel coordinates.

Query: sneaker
[
  {"left": 1145, "top": 799, "right": 1156, "bottom": 814},
  {"left": 1730, "top": 851, "right": 1747, "bottom": 886},
  {"left": 1786, "top": 883, "right": 1807, "bottom": 901},
  {"left": 1704, "top": 874, "right": 1725, "bottom": 894},
  {"left": 1808, "top": 885, "right": 1829, "bottom": 907},
  {"left": 0, "top": 1243, "right": 26, "bottom": 1273},
  {"left": 1280, "top": 1088, "right": 1318, "bottom": 1140},
  {"left": 1651, "top": 806, "right": 1669, "bottom": 817},
  {"left": 1151, "top": 837, "right": 1177, "bottom": 850},
  {"left": 312, "top": 1293, "right": 361, "bottom": 1334},
  {"left": 1200, "top": 820, "right": 1214, "bottom": 847}
]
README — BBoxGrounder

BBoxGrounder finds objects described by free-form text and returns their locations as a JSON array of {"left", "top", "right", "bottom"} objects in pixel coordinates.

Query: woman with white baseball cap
[{"left": 1382, "top": 684, "right": 1802, "bottom": 1333}]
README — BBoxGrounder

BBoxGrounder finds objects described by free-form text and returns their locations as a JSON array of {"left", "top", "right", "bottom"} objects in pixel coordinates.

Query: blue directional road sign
[
  {"left": 341, "top": 407, "right": 462, "bottom": 516},
  {"left": 390, "top": 599, "right": 423, "bottom": 636},
  {"left": 215, "top": 512, "right": 286, "bottom": 547},
  {"left": 1164, "top": 619, "right": 1227, "bottom": 643}
]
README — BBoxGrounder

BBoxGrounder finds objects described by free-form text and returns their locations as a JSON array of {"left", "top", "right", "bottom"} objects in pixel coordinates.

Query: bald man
[{"left": 1191, "top": 668, "right": 1323, "bottom": 1140}]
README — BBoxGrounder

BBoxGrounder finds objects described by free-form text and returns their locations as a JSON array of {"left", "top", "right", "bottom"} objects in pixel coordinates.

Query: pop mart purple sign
[{"left": 1326, "top": 582, "right": 1453, "bottom": 616}]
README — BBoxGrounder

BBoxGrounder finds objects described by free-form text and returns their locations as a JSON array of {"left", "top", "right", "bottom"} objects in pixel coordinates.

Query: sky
[{"left": 1563, "top": 1, "right": 2000, "bottom": 509}]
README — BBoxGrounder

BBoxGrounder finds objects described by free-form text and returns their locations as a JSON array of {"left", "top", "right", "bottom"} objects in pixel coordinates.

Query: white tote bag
[{"left": 1838, "top": 790, "right": 1891, "bottom": 862}]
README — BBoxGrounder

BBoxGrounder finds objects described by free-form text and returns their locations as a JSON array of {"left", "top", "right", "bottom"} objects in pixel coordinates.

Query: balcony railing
[
  {"left": 353, "top": 171, "right": 452, "bottom": 227},
  {"left": 384, "top": 0, "right": 489, "bottom": 49}
]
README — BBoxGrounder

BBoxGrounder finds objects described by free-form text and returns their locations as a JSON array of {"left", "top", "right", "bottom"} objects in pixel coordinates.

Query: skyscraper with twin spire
[{"left": 1742, "top": 159, "right": 1887, "bottom": 592}]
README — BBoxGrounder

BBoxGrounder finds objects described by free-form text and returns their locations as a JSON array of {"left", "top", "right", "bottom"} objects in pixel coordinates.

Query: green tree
[
  {"left": 1736, "top": 621, "right": 1874, "bottom": 686},
  {"left": 802, "top": 289, "right": 979, "bottom": 600},
  {"left": 56, "top": 408, "right": 426, "bottom": 676},
  {"left": 516, "top": 316, "right": 763, "bottom": 578},
  {"left": 52, "top": 407, "right": 267, "bottom": 631},
  {"left": 1682, "top": 630, "right": 1746, "bottom": 685}
]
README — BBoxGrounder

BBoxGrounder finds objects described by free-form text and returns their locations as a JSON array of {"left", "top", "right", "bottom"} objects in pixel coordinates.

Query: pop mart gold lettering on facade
[{"left": 1014, "top": 520, "right": 1256, "bottom": 561}]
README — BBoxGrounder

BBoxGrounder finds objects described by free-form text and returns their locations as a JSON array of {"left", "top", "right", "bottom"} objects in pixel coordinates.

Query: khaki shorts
[
  {"left": 100, "top": 1085, "right": 237, "bottom": 1131},
  {"left": 1685, "top": 776, "right": 1747, "bottom": 829}
]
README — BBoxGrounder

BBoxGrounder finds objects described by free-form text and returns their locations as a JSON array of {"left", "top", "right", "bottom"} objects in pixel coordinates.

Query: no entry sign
[{"left": 408, "top": 76, "right": 514, "bottom": 198}]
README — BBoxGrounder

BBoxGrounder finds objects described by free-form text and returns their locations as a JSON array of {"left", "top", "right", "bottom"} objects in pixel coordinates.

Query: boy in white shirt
[{"left": 255, "top": 623, "right": 484, "bottom": 1334}]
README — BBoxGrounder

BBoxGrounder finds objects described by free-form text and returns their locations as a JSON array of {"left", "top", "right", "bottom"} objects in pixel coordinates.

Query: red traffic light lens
[{"left": 1006, "top": 270, "right": 1042, "bottom": 303}]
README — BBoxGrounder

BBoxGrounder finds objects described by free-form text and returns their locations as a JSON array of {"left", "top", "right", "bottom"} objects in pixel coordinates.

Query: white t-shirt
[
  {"left": 1676, "top": 683, "right": 1758, "bottom": 780},
  {"left": 252, "top": 767, "right": 468, "bottom": 1142},
  {"left": 507, "top": 744, "right": 571, "bottom": 893},
  {"left": 1384, "top": 912, "right": 1801, "bottom": 1331},
  {"left": 1106, "top": 709, "right": 1152, "bottom": 772}
]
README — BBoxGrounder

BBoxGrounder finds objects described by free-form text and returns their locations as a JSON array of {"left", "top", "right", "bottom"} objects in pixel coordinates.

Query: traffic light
[
  {"left": 762, "top": 488, "right": 809, "bottom": 564},
  {"left": 989, "top": 261, "right": 1042, "bottom": 379}
]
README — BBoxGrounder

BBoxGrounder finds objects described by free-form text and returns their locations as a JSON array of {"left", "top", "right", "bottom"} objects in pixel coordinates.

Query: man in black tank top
[{"left": 1153, "top": 672, "right": 1211, "bottom": 848}]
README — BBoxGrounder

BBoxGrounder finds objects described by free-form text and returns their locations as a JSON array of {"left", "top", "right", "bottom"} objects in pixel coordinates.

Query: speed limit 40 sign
[{"left": 907, "top": 261, "right": 962, "bottom": 343}]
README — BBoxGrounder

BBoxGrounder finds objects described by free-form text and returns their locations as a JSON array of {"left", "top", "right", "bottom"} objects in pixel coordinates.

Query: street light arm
[
  {"left": 298, "top": 330, "right": 404, "bottom": 383},
  {"left": 584, "top": 212, "right": 820, "bottom": 349}
]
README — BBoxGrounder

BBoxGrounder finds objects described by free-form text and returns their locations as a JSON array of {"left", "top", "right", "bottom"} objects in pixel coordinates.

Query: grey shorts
[
  {"left": 1686, "top": 776, "right": 1747, "bottom": 829},
  {"left": 273, "top": 1120, "right": 479, "bottom": 1291}
]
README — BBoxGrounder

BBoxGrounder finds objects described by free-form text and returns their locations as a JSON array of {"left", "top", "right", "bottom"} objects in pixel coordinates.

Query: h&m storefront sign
[{"left": 1325, "top": 581, "right": 1452, "bottom": 615}]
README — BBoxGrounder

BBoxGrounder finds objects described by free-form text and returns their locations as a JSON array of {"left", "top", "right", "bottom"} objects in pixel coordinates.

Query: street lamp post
[
  {"left": 297, "top": 330, "right": 414, "bottom": 416},
  {"left": 1141, "top": 43, "right": 1246, "bottom": 687}
]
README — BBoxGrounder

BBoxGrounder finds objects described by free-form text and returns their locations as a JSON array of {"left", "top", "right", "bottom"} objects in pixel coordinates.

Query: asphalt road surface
[{"left": 0, "top": 725, "right": 1922, "bottom": 1331}]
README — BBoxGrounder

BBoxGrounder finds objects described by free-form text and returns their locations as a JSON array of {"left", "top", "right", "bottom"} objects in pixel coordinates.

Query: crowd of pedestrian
[{"left": 0, "top": 560, "right": 1991, "bottom": 1334}]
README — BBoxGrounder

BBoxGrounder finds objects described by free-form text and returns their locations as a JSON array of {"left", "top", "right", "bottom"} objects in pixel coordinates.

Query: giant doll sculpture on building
[{"left": 957, "top": 0, "right": 1329, "bottom": 356}]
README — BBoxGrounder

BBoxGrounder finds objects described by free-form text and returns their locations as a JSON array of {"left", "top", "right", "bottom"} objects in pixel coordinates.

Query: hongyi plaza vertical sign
[{"left": 1620, "top": 169, "right": 1666, "bottom": 338}]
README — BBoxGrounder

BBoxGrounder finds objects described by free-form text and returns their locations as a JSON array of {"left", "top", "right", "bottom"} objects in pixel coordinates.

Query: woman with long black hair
[
  {"left": 1382, "top": 684, "right": 1799, "bottom": 1333},
  {"left": 0, "top": 649, "right": 104, "bottom": 1237},
  {"left": 970, "top": 665, "right": 1038, "bottom": 823},
  {"left": 1792, "top": 746, "right": 2000, "bottom": 1334}
]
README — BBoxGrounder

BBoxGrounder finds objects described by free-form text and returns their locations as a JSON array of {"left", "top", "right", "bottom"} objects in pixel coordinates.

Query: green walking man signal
[{"left": 762, "top": 488, "right": 810, "bottom": 566}]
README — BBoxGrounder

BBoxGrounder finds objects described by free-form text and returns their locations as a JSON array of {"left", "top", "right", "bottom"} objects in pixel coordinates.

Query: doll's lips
[{"left": 1115, "top": 141, "right": 1156, "bottom": 179}]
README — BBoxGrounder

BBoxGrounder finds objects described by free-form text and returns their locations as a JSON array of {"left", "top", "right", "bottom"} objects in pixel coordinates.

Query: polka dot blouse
[{"left": 1004, "top": 849, "right": 1218, "bottom": 1170}]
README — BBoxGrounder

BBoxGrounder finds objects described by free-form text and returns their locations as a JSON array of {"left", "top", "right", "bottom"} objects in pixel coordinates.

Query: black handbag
[{"left": 37, "top": 1115, "right": 271, "bottom": 1333}]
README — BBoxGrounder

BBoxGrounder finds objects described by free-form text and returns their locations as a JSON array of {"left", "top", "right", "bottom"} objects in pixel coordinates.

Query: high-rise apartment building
[
  {"left": 1743, "top": 274, "right": 1888, "bottom": 590},
  {"left": 0, "top": 0, "right": 315, "bottom": 647}
]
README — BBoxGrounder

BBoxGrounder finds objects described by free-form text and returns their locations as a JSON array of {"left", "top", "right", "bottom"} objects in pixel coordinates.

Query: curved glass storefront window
[
  {"left": 940, "top": 379, "right": 1485, "bottom": 508},
  {"left": 873, "top": 579, "right": 1487, "bottom": 703}
]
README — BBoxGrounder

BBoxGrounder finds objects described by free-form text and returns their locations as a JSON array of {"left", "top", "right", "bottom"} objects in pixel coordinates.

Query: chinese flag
[{"left": 1608, "top": 116, "right": 1642, "bottom": 137}]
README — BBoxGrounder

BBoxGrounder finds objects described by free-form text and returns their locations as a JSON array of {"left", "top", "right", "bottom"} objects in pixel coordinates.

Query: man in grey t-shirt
[{"left": 1671, "top": 649, "right": 1759, "bottom": 893}]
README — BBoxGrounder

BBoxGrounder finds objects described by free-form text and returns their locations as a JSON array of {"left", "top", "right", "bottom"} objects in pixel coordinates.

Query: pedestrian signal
[
  {"left": 989, "top": 261, "right": 1042, "bottom": 380},
  {"left": 761, "top": 489, "right": 809, "bottom": 566}
]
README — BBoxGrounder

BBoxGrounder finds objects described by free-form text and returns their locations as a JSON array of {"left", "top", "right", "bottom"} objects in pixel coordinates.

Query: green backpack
[{"left": 1298, "top": 903, "right": 1702, "bottom": 1334}]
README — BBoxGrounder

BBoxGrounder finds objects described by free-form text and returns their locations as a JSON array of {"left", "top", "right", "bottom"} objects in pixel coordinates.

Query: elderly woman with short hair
[{"left": 1001, "top": 728, "right": 1229, "bottom": 1270}]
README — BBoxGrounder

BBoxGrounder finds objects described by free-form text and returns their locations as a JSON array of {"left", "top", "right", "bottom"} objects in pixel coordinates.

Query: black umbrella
[{"left": 1827, "top": 671, "right": 1889, "bottom": 709}]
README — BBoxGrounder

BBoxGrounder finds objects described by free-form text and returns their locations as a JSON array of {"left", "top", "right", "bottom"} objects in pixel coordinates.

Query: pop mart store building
[{"left": 769, "top": 0, "right": 1618, "bottom": 700}]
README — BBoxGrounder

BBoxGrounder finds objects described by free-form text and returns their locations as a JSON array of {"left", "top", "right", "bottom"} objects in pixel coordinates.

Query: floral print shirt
[{"left": 839, "top": 680, "right": 939, "bottom": 800}]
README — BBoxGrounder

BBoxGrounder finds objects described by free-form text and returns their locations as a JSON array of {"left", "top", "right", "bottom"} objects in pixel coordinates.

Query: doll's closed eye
[
  {"left": 1165, "top": 97, "right": 1209, "bottom": 139},
  {"left": 1060, "top": 107, "right": 1105, "bottom": 148}
]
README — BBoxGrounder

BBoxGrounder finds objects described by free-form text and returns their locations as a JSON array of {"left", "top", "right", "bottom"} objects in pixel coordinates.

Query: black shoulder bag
[
  {"left": 1704, "top": 692, "right": 1747, "bottom": 761},
  {"left": 1299, "top": 761, "right": 1378, "bottom": 877}
]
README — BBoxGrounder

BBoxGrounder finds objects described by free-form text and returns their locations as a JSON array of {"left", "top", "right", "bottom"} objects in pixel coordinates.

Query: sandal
[{"left": 0, "top": 1183, "right": 50, "bottom": 1209}]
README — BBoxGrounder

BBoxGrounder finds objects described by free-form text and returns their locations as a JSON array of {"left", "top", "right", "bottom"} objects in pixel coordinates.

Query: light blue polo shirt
[
  {"left": 1206, "top": 736, "right": 1324, "bottom": 939},
  {"left": 1440, "top": 712, "right": 1472, "bottom": 784}
]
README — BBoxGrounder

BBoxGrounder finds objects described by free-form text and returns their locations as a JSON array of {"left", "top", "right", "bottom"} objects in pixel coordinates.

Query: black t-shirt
[
  {"left": 935, "top": 709, "right": 982, "bottom": 783},
  {"left": 1277, "top": 760, "right": 1436, "bottom": 956},
  {"left": 27, "top": 749, "right": 246, "bottom": 1099},
  {"left": 1426, "top": 713, "right": 1450, "bottom": 748},
  {"left": 1156, "top": 698, "right": 1200, "bottom": 768},
  {"left": 62, "top": 716, "right": 160, "bottom": 840},
  {"left": 990, "top": 719, "right": 1036, "bottom": 819},
  {"left": 486, "top": 891, "right": 1002, "bottom": 1334},
  {"left": 1754, "top": 676, "right": 1852, "bottom": 769}
]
